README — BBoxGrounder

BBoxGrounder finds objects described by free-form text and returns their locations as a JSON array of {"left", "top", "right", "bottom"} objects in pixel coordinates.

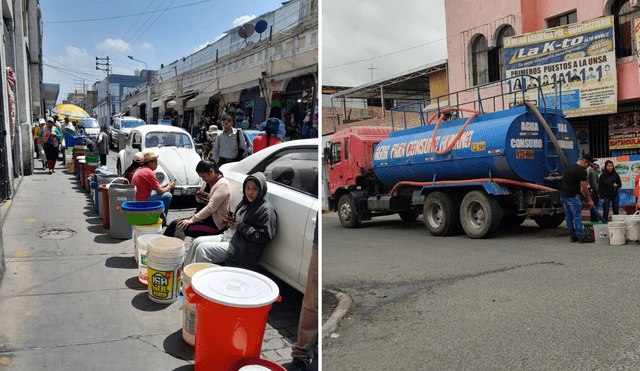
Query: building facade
[{"left": 93, "top": 74, "right": 147, "bottom": 127}]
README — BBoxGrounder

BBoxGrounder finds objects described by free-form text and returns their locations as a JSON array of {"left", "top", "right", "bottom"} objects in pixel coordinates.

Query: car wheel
[
  {"left": 338, "top": 194, "right": 360, "bottom": 228},
  {"left": 460, "top": 190, "right": 503, "bottom": 239},
  {"left": 423, "top": 191, "right": 460, "bottom": 236}
]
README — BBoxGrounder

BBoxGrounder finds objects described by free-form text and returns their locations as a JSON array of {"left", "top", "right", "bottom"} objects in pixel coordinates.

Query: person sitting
[
  {"left": 132, "top": 151, "right": 175, "bottom": 222},
  {"left": 183, "top": 172, "right": 276, "bottom": 271},
  {"left": 253, "top": 120, "right": 283, "bottom": 154},
  {"left": 164, "top": 161, "right": 231, "bottom": 239},
  {"left": 123, "top": 152, "right": 144, "bottom": 184}
]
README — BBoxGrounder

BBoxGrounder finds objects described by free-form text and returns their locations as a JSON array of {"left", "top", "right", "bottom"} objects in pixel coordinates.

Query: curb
[{"left": 322, "top": 289, "right": 353, "bottom": 339}]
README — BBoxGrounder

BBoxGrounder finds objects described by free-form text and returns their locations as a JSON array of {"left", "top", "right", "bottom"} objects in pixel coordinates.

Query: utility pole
[
  {"left": 367, "top": 63, "right": 378, "bottom": 82},
  {"left": 96, "top": 56, "right": 111, "bottom": 126}
]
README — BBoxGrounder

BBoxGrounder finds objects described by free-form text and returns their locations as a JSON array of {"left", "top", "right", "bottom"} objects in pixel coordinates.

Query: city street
[{"left": 322, "top": 212, "right": 640, "bottom": 370}]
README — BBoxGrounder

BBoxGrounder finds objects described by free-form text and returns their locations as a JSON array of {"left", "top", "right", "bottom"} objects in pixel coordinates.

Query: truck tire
[
  {"left": 460, "top": 190, "right": 503, "bottom": 238},
  {"left": 338, "top": 194, "right": 360, "bottom": 228},
  {"left": 399, "top": 208, "right": 419, "bottom": 223},
  {"left": 532, "top": 213, "right": 565, "bottom": 228},
  {"left": 423, "top": 192, "right": 460, "bottom": 236}
]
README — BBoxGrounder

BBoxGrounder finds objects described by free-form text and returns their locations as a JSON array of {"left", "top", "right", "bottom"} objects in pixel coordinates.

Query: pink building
[{"left": 445, "top": 0, "right": 640, "bottom": 157}]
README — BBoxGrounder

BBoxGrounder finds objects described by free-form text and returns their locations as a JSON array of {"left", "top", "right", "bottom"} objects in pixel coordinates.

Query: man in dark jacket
[
  {"left": 560, "top": 154, "right": 594, "bottom": 243},
  {"left": 185, "top": 172, "right": 277, "bottom": 271}
]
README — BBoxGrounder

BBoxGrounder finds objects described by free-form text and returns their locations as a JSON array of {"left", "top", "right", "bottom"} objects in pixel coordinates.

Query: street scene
[
  {"left": 0, "top": 0, "right": 317, "bottom": 370},
  {"left": 321, "top": 0, "right": 640, "bottom": 369}
]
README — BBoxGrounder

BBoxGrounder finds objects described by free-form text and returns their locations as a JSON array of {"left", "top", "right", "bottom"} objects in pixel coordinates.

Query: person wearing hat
[
  {"left": 37, "top": 117, "right": 62, "bottom": 174},
  {"left": 560, "top": 154, "right": 594, "bottom": 243},
  {"left": 132, "top": 151, "right": 175, "bottom": 221},
  {"left": 587, "top": 160, "right": 602, "bottom": 222},
  {"left": 33, "top": 118, "right": 47, "bottom": 170}
]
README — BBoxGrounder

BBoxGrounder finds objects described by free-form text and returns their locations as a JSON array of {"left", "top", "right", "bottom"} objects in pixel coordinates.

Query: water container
[
  {"left": 147, "top": 237, "right": 185, "bottom": 303},
  {"left": 609, "top": 221, "right": 626, "bottom": 245},
  {"left": 181, "top": 263, "right": 219, "bottom": 346},
  {"left": 625, "top": 214, "right": 640, "bottom": 242},
  {"left": 230, "top": 358, "right": 287, "bottom": 371},
  {"left": 108, "top": 180, "right": 136, "bottom": 239},
  {"left": 594, "top": 223, "right": 609, "bottom": 244},
  {"left": 133, "top": 219, "right": 163, "bottom": 264},
  {"left": 136, "top": 233, "right": 164, "bottom": 285}
]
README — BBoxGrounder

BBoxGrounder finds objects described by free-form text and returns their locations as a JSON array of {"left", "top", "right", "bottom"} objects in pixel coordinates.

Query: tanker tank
[{"left": 372, "top": 106, "right": 579, "bottom": 187}]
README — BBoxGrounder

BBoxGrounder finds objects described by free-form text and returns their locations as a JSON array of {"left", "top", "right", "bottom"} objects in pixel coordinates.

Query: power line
[
  {"left": 44, "top": 0, "right": 214, "bottom": 24},
  {"left": 322, "top": 37, "right": 447, "bottom": 70}
]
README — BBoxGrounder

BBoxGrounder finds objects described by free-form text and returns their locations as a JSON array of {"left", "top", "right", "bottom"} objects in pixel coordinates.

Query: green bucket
[{"left": 583, "top": 222, "right": 602, "bottom": 242}]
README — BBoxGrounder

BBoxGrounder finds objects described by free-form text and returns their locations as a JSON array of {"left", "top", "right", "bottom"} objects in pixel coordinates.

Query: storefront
[{"left": 270, "top": 74, "right": 316, "bottom": 139}]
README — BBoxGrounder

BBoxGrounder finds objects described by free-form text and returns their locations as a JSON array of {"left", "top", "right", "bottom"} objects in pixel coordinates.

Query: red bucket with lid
[{"left": 185, "top": 267, "right": 281, "bottom": 371}]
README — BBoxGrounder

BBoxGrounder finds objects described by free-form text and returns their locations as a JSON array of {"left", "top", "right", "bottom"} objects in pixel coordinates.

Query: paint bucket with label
[
  {"left": 146, "top": 236, "right": 185, "bottom": 303},
  {"left": 594, "top": 223, "right": 609, "bottom": 244},
  {"left": 133, "top": 219, "right": 163, "bottom": 264},
  {"left": 609, "top": 221, "right": 626, "bottom": 246},
  {"left": 135, "top": 233, "right": 164, "bottom": 285},
  {"left": 181, "top": 263, "right": 219, "bottom": 346}
]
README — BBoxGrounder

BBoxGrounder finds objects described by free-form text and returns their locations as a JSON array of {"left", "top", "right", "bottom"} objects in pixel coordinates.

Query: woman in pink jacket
[
  {"left": 37, "top": 117, "right": 61, "bottom": 174},
  {"left": 163, "top": 160, "right": 231, "bottom": 239}
]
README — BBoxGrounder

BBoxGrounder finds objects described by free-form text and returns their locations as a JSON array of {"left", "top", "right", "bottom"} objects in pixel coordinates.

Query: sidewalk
[{"left": 0, "top": 154, "right": 302, "bottom": 370}]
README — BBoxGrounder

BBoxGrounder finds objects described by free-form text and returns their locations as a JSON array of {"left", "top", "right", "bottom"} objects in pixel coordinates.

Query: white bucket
[
  {"left": 594, "top": 223, "right": 609, "bottom": 244},
  {"left": 133, "top": 219, "right": 163, "bottom": 264},
  {"left": 609, "top": 222, "right": 626, "bottom": 245},
  {"left": 181, "top": 263, "right": 219, "bottom": 346},
  {"left": 625, "top": 218, "right": 640, "bottom": 242},
  {"left": 612, "top": 215, "right": 626, "bottom": 222},
  {"left": 136, "top": 233, "right": 164, "bottom": 285},
  {"left": 147, "top": 236, "right": 185, "bottom": 303}
]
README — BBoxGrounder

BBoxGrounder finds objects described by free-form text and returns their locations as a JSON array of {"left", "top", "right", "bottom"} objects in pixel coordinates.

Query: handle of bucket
[
  {"left": 184, "top": 285, "right": 199, "bottom": 304},
  {"left": 109, "top": 177, "right": 130, "bottom": 185},
  {"left": 633, "top": 211, "right": 640, "bottom": 219}
]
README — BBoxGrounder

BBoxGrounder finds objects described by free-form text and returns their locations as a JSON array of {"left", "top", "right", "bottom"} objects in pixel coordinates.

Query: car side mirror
[{"left": 323, "top": 147, "right": 332, "bottom": 165}]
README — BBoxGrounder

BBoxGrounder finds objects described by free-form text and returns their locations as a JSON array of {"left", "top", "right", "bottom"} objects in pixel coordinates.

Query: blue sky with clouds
[{"left": 41, "top": 0, "right": 285, "bottom": 104}]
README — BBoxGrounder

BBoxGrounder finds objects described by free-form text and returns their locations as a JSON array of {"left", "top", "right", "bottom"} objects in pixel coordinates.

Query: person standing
[
  {"left": 599, "top": 160, "right": 622, "bottom": 221},
  {"left": 96, "top": 125, "right": 109, "bottom": 166},
  {"left": 587, "top": 160, "right": 601, "bottom": 222},
  {"left": 132, "top": 151, "right": 175, "bottom": 222},
  {"left": 37, "top": 117, "right": 61, "bottom": 174},
  {"left": 34, "top": 118, "right": 46, "bottom": 170},
  {"left": 210, "top": 114, "right": 247, "bottom": 166},
  {"left": 560, "top": 154, "right": 594, "bottom": 243}
]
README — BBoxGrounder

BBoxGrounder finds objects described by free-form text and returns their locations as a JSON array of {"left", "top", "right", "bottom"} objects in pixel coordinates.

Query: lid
[
  {"left": 137, "top": 233, "right": 165, "bottom": 247},
  {"left": 239, "top": 366, "right": 270, "bottom": 371},
  {"left": 190, "top": 267, "right": 280, "bottom": 308}
]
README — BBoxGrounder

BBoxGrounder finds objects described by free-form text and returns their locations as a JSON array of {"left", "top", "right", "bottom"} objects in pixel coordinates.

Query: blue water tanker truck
[{"left": 326, "top": 79, "right": 579, "bottom": 238}]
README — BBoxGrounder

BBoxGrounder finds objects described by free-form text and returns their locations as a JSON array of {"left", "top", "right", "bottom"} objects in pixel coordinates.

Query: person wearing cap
[
  {"left": 37, "top": 117, "right": 62, "bottom": 174},
  {"left": 587, "top": 160, "right": 601, "bottom": 222},
  {"left": 33, "top": 118, "right": 47, "bottom": 170},
  {"left": 132, "top": 151, "right": 175, "bottom": 221},
  {"left": 123, "top": 152, "right": 144, "bottom": 184},
  {"left": 560, "top": 154, "right": 594, "bottom": 243}
]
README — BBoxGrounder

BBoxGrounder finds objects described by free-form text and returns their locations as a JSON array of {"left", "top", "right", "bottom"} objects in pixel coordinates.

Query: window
[
  {"left": 331, "top": 142, "right": 342, "bottom": 164},
  {"left": 344, "top": 139, "right": 349, "bottom": 160},
  {"left": 471, "top": 35, "right": 488, "bottom": 86},
  {"left": 611, "top": 0, "right": 640, "bottom": 58},
  {"left": 488, "top": 26, "right": 515, "bottom": 81},
  {"left": 254, "top": 148, "right": 318, "bottom": 197},
  {"left": 547, "top": 11, "right": 577, "bottom": 28}
]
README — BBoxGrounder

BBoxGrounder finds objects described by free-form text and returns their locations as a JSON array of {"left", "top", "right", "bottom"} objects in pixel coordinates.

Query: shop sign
[
  {"left": 636, "top": 18, "right": 640, "bottom": 97},
  {"left": 503, "top": 16, "right": 617, "bottom": 118},
  {"left": 609, "top": 112, "right": 640, "bottom": 149}
]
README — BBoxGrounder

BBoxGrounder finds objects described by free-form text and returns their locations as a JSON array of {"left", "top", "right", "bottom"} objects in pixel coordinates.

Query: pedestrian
[
  {"left": 34, "top": 118, "right": 46, "bottom": 170},
  {"left": 560, "top": 154, "right": 594, "bottom": 243},
  {"left": 132, "top": 151, "right": 175, "bottom": 222},
  {"left": 587, "top": 160, "right": 601, "bottom": 222},
  {"left": 599, "top": 160, "right": 622, "bottom": 221},
  {"left": 96, "top": 125, "right": 109, "bottom": 166},
  {"left": 164, "top": 160, "right": 230, "bottom": 239},
  {"left": 288, "top": 216, "right": 318, "bottom": 371},
  {"left": 253, "top": 121, "right": 283, "bottom": 154},
  {"left": 123, "top": 152, "right": 144, "bottom": 184},
  {"left": 209, "top": 114, "right": 247, "bottom": 166},
  {"left": 37, "top": 117, "right": 61, "bottom": 174},
  {"left": 634, "top": 172, "right": 640, "bottom": 210},
  {"left": 184, "top": 172, "right": 277, "bottom": 271}
]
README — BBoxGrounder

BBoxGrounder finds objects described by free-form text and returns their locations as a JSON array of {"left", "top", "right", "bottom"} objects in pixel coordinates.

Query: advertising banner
[
  {"left": 596, "top": 155, "right": 640, "bottom": 205},
  {"left": 609, "top": 103, "right": 640, "bottom": 150},
  {"left": 503, "top": 16, "right": 617, "bottom": 118}
]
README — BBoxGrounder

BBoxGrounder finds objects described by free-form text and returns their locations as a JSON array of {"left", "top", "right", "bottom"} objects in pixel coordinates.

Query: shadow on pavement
[
  {"left": 131, "top": 291, "right": 174, "bottom": 312},
  {"left": 125, "top": 276, "right": 147, "bottom": 291},
  {"left": 171, "top": 365, "right": 194, "bottom": 371},
  {"left": 163, "top": 329, "right": 194, "bottom": 362},
  {"left": 85, "top": 216, "right": 102, "bottom": 225},
  {"left": 93, "top": 233, "right": 126, "bottom": 244},
  {"left": 105, "top": 255, "right": 137, "bottom": 269}
]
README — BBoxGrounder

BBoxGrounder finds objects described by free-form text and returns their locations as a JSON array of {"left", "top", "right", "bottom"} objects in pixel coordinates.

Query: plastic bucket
[
  {"left": 609, "top": 222, "right": 626, "bottom": 245},
  {"left": 625, "top": 218, "right": 640, "bottom": 242},
  {"left": 612, "top": 215, "right": 626, "bottom": 222},
  {"left": 100, "top": 184, "right": 110, "bottom": 227},
  {"left": 136, "top": 233, "right": 164, "bottom": 285},
  {"left": 65, "top": 155, "right": 73, "bottom": 172},
  {"left": 77, "top": 157, "right": 85, "bottom": 181},
  {"left": 108, "top": 179, "right": 136, "bottom": 239},
  {"left": 121, "top": 201, "right": 165, "bottom": 226},
  {"left": 185, "top": 267, "right": 281, "bottom": 371},
  {"left": 181, "top": 263, "right": 219, "bottom": 346},
  {"left": 582, "top": 222, "right": 600, "bottom": 242},
  {"left": 230, "top": 358, "right": 287, "bottom": 371},
  {"left": 133, "top": 220, "right": 163, "bottom": 264},
  {"left": 147, "top": 237, "right": 185, "bottom": 303},
  {"left": 594, "top": 223, "right": 609, "bottom": 244},
  {"left": 91, "top": 181, "right": 99, "bottom": 214}
]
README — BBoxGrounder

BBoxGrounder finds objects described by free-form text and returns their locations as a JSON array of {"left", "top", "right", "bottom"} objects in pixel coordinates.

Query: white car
[
  {"left": 116, "top": 125, "right": 203, "bottom": 196},
  {"left": 110, "top": 116, "right": 146, "bottom": 150},
  {"left": 220, "top": 139, "right": 318, "bottom": 293}
]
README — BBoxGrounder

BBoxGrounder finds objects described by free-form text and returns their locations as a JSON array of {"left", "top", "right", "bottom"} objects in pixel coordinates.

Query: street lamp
[{"left": 128, "top": 55, "right": 151, "bottom": 122}]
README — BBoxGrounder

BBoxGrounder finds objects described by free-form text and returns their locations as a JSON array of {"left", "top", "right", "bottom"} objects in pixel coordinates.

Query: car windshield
[
  {"left": 121, "top": 120, "right": 145, "bottom": 128},
  {"left": 79, "top": 119, "right": 99, "bottom": 128},
  {"left": 145, "top": 132, "right": 193, "bottom": 149}
]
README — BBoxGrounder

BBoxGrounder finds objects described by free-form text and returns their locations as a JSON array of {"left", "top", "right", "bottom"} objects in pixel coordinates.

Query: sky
[
  {"left": 321, "top": 0, "right": 448, "bottom": 88},
  {"left": 41, "top": 0, "right": 286, "bottom": 105}
]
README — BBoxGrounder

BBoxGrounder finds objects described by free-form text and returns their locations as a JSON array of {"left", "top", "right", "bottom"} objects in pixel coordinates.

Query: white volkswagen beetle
[{"left": 116, "top": 125, "right": 202, "bottom": 196}]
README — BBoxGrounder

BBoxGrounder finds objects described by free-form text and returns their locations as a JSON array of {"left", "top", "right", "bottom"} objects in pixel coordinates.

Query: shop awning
[
  {"left": 268, "top": 65, "right": 318, "bottom": 82},
  {"left": 220, "top": 80, "right": 259, "bottom": 95},
  {"left": 151, "top": 99, "right": 162, "bottom": 108},
  {"left": 186, "top": 90, "right": 220, "bottom": 109}
]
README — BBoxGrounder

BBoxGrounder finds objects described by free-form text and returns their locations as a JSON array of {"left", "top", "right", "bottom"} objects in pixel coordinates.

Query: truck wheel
[
  {"left": 460, "top": 190, "right": 503, "bottom": 238},
  {"left": 399, "top": 208, "right": 419, "bottom": 223},
  {"left": 338, "top": 194, "right": 360, "bottom": 228},
  {"left": 532, "top": 213, "right": 565, "bottom": 228},
  {"left": 423, "top": 192, "right": 460, "bottom": 236}
]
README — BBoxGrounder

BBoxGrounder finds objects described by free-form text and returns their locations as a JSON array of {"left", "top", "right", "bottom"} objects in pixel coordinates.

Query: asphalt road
[{"left": 322, "top": 213, "right": 640, "bottom": 370}]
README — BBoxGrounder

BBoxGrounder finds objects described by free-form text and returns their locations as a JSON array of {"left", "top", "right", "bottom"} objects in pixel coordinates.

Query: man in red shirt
[{"left": 132, "top": 151, "right": 175, "bottom": 222}]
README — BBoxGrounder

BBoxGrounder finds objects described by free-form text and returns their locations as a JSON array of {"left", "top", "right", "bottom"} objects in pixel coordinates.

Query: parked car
[
  {"left": 220, "top": 138, "right": 318, "bottom": 293},
  {"left": 77, "top": 118, "right": 100, "bottom": 141},
  {"left": 109, "top": 116, "right": 146, "bottom": 150},
  {"left": 116, "top": 125, "right": 202, "bottom": 196}
]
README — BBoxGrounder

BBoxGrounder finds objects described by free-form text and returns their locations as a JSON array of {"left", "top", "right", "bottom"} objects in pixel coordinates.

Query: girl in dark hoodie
[
  {"left": 185, "top": 172, "right": 277, "bottom": 271},
  {"left": 599, "top": 159, "right": 622, "bottom": 221}
]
